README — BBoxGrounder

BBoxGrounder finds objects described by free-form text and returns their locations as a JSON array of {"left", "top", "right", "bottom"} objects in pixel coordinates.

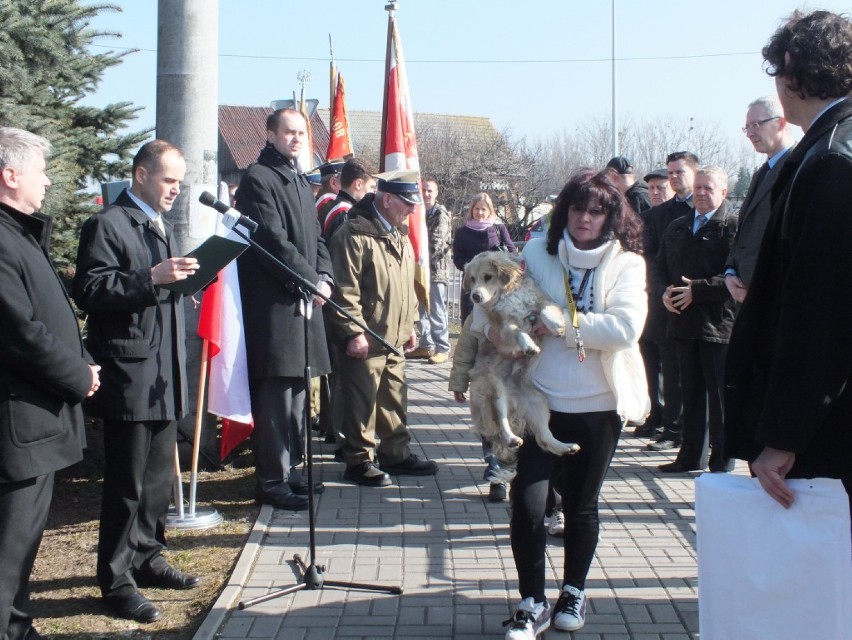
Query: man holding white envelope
[{"left": 724, "top": 9, "right": 852, "bottom": 513}]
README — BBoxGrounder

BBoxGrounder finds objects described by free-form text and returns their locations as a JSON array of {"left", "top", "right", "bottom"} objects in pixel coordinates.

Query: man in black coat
[
  {"left": 73, "top": 140, "right": 201, "bottom": 623},
  {"left": 0, "top": 127, "right": 98, "bottom": 640},
  {"left": 236, "top": 108, "right": 334, "bottom": 511},
  {"left": 651, "top": 167, "right": 737, "bottom": 473},
  {"left": 605, "top": 155, "right": 651, "bottom": 214},
  {"left": 725, "top": 10, "right": 852, "bottom": 511},
  {"left": 639, "top": 151, "right": 699, "bottom": 450},
  {"left": 725, "top": 95, "right": 793, "bottom": 304}
]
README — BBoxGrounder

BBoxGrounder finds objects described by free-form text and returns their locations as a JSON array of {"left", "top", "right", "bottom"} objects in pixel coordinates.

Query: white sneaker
[
  {"left": 503, "top": 597, "right": 551, "bottom": 639},
  {"left": 546, "top": 510, "right": 565, "bottom": 537},
  {"left": 552, "top": 584, "right": 587, "bottom": 632}
]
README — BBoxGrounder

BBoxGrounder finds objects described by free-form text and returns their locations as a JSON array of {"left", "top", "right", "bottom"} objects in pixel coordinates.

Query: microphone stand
[{"left": 225, "top": 223, "right": 403, "bottom": 610}]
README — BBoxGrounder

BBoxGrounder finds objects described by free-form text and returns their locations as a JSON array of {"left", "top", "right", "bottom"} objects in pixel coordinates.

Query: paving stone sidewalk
[{"left": 194, "top": 356, "right": 744, "bottom": 640}]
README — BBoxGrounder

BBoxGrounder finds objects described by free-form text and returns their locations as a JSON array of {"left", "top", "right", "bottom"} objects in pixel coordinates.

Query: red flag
[
  {"left": 197, "top": 227, "right": 253, "bottom": 460},
  {"left": 381, "top": 13, "right": 430, "bottom": 306},
  {"left": 326, "top": 72, "right": 353, "bottom": 161}
]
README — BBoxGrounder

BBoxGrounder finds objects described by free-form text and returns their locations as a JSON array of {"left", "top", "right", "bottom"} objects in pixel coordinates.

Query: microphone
[{"left": 198, "top": 191, "right": 259, "bottom": 232}]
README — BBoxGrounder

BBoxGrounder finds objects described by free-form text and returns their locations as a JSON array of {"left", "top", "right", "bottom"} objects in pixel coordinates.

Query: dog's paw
[
  {"left": 517, "top": 333, "right": 539, "bottom": 355},
  {"left": 507, "top": 435, "right": 524, "bottom": 449},
  {"left": 560, "top": 442, "right": 581, "bottom": 455}
]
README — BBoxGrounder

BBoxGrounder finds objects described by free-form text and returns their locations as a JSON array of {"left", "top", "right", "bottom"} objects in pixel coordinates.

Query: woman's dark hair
[
  {"left": 545, "top": 169, "right": 643, "bottom": 255},
  {"left": 762, "top": 10, "right": 852, "bottom": 100}
]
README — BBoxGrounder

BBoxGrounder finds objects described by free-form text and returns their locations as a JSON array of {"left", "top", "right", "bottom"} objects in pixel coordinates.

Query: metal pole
[
  {"left": 611, "top": 0, "right": 619, "bottom": 157},
  {"left": 379, "top": 1, "right": 398, "bottom": 172}
]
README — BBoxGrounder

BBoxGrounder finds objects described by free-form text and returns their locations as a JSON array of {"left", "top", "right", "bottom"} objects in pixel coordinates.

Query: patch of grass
[{"left": 31, "top": 421, "right": 258, "bottom": 639}]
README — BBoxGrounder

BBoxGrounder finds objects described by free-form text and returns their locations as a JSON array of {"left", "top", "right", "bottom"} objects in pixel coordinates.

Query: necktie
[{"left": 693, "top": 214, "right": 707, "bottom": 235}]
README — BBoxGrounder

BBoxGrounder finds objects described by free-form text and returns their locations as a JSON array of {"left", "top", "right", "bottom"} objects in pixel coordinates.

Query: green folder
[{"left": 161, "top": 235, "right": 248, "bottom": 296}]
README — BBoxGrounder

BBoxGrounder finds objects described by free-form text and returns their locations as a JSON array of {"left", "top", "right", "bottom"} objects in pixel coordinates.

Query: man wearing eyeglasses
[
  {"left": 725, "top": 96, "right": 794, "bottom": 304},
  {"left": 725, "top": 10, "right": 852, "bottom": 511}
]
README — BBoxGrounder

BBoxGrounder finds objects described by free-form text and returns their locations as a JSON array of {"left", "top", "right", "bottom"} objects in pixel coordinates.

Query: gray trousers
[{"left": 250, "top": 376, "right": 306, "bottom": 493}]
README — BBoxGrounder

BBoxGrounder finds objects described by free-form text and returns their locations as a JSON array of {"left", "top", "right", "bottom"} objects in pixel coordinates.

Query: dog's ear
[{"left": 496, "top": 253, "right": 523, "bottom": 289}]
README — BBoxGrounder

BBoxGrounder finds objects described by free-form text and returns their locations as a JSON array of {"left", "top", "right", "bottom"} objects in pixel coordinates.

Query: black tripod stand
[{"left": 220, "top": 216, "right": 403, "bottom": 610}]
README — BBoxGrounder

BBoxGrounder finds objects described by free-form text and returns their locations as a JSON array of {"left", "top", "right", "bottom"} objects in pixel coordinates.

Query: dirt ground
[{"left": 30, "top": 420, "right": 258, "bottom": 639}]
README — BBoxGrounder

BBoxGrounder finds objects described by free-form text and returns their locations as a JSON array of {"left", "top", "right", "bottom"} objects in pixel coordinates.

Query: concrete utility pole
[
  {"left": 156, "top": 0, "right": 220, "bottom": 469},
  {"left": 156, "top": 0, "right": 219, "bottom": 253}
]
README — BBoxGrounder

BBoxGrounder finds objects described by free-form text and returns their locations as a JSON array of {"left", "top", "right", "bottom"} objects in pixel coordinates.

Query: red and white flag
[
  {"left": 382, "top": 12, "right": 430, "bottom": 307},
  {"left": 197, "top": 190, "right": 253, "bottom": 460},
  {"left": 326, "top": 72, "right": 353, "bottom": 161}
]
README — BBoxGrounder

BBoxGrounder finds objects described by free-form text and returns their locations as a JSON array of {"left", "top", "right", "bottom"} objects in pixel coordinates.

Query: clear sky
[{"left": 84, "top": 1, "right": 851, "bottom": 150}]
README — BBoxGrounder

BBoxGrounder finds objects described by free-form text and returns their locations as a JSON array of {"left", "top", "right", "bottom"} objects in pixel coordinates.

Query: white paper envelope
[{"left": 696, "top": 474, "right": 852, "bottom": 640}]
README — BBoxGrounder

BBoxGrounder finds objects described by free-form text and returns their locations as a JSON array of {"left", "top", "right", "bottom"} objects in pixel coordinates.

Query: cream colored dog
[{"left": 464, "top": 251, "right": 580, "bottom": 461}]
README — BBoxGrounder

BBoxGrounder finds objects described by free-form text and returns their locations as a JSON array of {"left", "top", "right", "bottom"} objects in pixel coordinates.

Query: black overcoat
[
  {"left": 649, "top": 200, "right": 737, "bottom": 343},
  {"left": 72, "top": 191, "right": 188, "bottom": 421},
  {"left": 236, "top": 145, "right": 333, "bottom": 380},
  {"left": 0, "top": 203, "right": 90, "bottom": 482},
  {"left": 725, "top": 101, "right": 852, "bottom": 479},
  {"left": 640, "top": 196, "right": 694, "bottom": 342}
]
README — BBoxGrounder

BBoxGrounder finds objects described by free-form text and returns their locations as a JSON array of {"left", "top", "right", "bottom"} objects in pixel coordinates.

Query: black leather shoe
[
  {"left": 632, "top": 422, "right": 659, "bottom": 438},
  {"left": 104, "top": 589, "right": 162, "bottom": 623},
  {"left": 255, "top": 489, "right": 309, "bottom": 511},
  {"left": 288, "top": 479, "right": 325, "bottom": 495},
  {"left": 647, "top": 436, "right": 682, "bottom": 451},
  {"left": 379, "top": 454, "right": 438, "bottom": 476},
  {"left": 136, "top": 565, "right": 201, "bottom": 590},
  {"left": 344, "top": 462, "right": 392, "bottom": 487},
  {"left": 658, "top": 461, "right": 702, "bottom": 473}
]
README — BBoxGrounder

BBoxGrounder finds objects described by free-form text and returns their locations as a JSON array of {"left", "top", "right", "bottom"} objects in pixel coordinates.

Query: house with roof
[{"left": 218, "top": 105, "right": 528, "bottom": 226}]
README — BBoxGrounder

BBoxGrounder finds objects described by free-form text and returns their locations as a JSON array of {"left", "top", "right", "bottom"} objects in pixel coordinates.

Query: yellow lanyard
[{"left": 562, "top": 271, "right": 586, "bottom": 363}]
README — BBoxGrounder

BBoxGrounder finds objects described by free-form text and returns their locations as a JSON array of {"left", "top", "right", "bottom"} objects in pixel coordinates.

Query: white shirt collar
[{"left": 126, "top": 189, "right": 161, "bottom": 222}]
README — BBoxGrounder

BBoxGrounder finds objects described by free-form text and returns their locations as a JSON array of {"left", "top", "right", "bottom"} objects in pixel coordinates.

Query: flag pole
[
  {"left": 379, "top": 1, "right": 398, "bottom": 172},
  {"left": 329, "top": 34, "right": 336, "bottom": 136},
  {"left": 188, "top": 339, "right": 209, "bottom": 515},
  {"left": 166, "top": 339, "right": 223, "bottom": 530}
]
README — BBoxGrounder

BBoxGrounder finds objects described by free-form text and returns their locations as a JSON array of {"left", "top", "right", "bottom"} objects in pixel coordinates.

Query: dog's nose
[{"left": 471, "top": 292, "right": 482, "bottom": 303}]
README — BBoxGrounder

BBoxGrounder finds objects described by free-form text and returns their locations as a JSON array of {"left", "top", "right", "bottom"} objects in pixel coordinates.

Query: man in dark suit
[
  {"left": 0, "top": 127, "right": 99, "bottom": 640},
  {"left": 236, "top": 108, "right": 334, "bottom": 511},
  {"left": 725, "top": 96, "right": 794, "bottom": 303},
  {"left": 651, "top": 167, "right": 737, "bottom": 473},
  {"left": 638, "top": 151, "right": 699, "bottom": 450},
  {"left": 74, "top": 140, "right": 201, "bottom": 623},
  {"left": 725, "top": 10, "right": 852, "bottom": 510}
]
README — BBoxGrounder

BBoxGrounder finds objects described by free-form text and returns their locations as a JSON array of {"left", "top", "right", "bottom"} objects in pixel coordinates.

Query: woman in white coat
[{"left": 503, "top": 170, "right": 648, "bottom": 639}]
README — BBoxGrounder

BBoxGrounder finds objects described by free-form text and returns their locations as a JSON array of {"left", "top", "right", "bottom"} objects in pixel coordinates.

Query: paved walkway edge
[{"left": 192, "top": 504, "right": 274, "bottom": 640}]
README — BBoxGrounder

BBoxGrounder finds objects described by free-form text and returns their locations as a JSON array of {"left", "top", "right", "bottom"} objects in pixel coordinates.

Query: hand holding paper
[{"left": 751, "top": 446, "right": 797, "bottom": 508}]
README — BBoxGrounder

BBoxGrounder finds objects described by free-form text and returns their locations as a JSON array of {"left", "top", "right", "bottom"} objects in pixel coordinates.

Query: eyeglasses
[{"left": 742, "top": 117, "right": 780, "bottom": 133}]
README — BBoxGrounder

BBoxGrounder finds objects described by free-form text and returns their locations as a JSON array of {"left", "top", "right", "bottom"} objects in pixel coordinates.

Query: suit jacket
[
  {"left": 649, "top": 200, "right": 737, "bottom": 343},
  {"left": 72, "top": 190, "right": 188, "bottom": 421},
  {"left": 0, "top": 203, "right": 91, "bottom": 482},
  {"left": 725, "top": 100, "right": 852, "bottom": 479},
  {"left": 726, "top": 149, "right": 792, "bottom": 286},
  {"left": 640, "top": 196, "right": 695, "bottom": 342},
  {"left": 236, "top": 145, "right": 333, "bottom": 380}
]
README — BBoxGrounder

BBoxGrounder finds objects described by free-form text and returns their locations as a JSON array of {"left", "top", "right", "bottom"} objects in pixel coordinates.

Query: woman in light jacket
[{"left": 502, "top": 170, "right": 648, "bottom": 639}]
